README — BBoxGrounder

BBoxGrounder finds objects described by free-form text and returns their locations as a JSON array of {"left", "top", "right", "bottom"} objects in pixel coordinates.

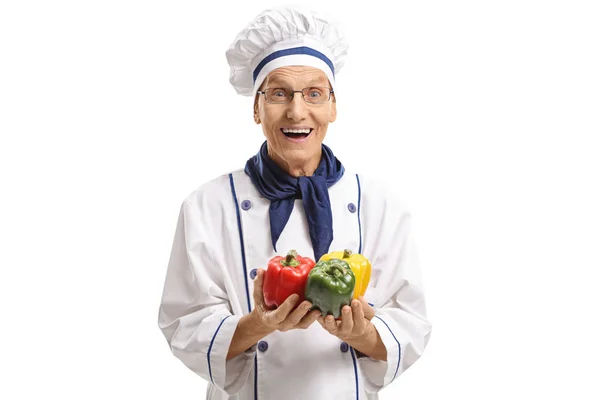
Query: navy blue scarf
[{"left": 244, "top": 141, "right": 345, "bottom": 261}]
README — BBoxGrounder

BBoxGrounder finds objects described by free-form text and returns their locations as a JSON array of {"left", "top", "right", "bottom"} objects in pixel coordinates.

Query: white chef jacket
[{"left": 158, "top": 168, "right": 431, "bottom": 400}]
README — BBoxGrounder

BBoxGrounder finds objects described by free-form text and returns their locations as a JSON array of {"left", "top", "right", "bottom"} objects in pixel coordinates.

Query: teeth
[{"left": 282, "top": 128, "right": 311, "bottom": 134}]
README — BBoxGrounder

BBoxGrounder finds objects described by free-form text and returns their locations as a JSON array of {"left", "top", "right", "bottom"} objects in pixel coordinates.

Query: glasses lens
[
  {"left": 263, "top": 87, "right": 331, "bottom": 104},
  {"left": 265, "top": 88, "right": 291, "bottom": 104},
  {"left": 303, "top": 87, "right": 329, "bottom": 104}
]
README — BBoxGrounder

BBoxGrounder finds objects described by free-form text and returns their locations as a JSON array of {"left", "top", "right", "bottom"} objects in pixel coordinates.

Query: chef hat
[{"left": 225, "top": 5, "right": 348, "bottom": 96}]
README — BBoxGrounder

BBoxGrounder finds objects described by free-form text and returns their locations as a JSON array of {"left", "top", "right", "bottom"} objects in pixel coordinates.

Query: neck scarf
[{"left": 244, "top": 141, "right": 345, "bottom": 261}]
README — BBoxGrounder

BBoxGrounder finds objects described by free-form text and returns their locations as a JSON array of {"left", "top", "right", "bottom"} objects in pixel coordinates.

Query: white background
[{"left": 1, "top": 0, "right": 599, "bottom": 398}]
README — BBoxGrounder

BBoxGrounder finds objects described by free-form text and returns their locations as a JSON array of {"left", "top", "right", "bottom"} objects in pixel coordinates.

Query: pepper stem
[
  {"left": 281, "top": 250, "right": 300, "bottom": 267},
  {"left": 329, "top": 263, "right": 348, "bottom": 278},
  {"left": 343, "top": 249, "right": 353, "bottom": 258}
]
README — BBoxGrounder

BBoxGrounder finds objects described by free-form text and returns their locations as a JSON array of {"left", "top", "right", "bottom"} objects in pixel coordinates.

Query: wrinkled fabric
[{"left": 226, "top": 5, "right": 348, "bottom": 96}]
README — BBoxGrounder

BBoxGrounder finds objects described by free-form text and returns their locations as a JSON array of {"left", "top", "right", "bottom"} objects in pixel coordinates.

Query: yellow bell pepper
[{"left": 319, "top": 249, "right": 371, "bottom": 299}]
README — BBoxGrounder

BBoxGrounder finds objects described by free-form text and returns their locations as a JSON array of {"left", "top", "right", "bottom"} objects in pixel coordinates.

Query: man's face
[{"left": 254, "top": 66, "right": 337, "bottom": 172}]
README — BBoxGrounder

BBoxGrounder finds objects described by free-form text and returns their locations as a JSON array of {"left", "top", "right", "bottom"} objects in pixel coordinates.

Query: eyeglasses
[{"left": 257, "top": 87, "right": 334, "bottom": 104}]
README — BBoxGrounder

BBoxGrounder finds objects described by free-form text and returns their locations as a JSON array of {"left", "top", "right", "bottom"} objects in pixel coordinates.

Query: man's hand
[
  {"left": 317, "top": 297, "right": 376, "bottom": 341},
  {"left": 251, "top": 268, "right": 321, "bottom": 333},
  {"left": 316, "top": 297, "right": 386, "bottom": 361}
]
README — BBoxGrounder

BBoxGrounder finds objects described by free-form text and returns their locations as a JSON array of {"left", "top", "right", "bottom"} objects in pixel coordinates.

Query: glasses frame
[{"left": 257, "top": 87, "right": 335, "bottom": 104}]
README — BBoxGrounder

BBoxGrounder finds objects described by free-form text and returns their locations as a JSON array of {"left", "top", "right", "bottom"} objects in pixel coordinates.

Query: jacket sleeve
[
  {"left": 158, "top": 200, "right": 255, "bottom": 395},
  {"left": 358, "top": 184, "right": 432, "bottom": 393}
]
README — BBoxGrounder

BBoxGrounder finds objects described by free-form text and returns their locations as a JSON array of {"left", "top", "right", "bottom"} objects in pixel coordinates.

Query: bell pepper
[
  {"left": 263, "top": 250, "right": 315, "bottom": 310},
  {"left": 304, "top": 258, "right": 355, "bottom": 318},
  {"left": 319, "top": 249, "right": 371, "bottom": 299}
]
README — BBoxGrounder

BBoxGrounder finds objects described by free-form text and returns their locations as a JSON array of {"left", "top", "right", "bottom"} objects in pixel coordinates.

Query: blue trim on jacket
[
  {"left": 374, "top": 315, "right": 402, "bottom": 380},
  {"left": 229, "top": 173, "right": 257, "bottom": 399},
  {"left": 229, "top": 173, "right": 252, "bottom": 314},
  {"left": 207, "top": 315, "right": 232, "bottom": 384},
  {"left": 254, "top": 355, "right": 258, "bottom": 400},
  {"left": 356, "top": 174, "right": 363, "bottom": 254},
  {"left": 350, "top": 348, "right": 360, "bottom": 400}
]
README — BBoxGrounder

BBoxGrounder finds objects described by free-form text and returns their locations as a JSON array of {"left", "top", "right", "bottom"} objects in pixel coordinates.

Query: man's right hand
[
  {"left": 227, "top": 268, "right": 322, "bottom": 360},
  {"left": 251, "top": 268, "right": 320, "bottom": 333}
]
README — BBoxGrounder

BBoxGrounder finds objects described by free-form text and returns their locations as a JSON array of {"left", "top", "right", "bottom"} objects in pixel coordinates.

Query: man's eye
[
  {"left": 309, "top": 91, "right": 322, "bottom": 98},
  {"left": 273, "top": 90, "right": 287, "bottom": 97}
]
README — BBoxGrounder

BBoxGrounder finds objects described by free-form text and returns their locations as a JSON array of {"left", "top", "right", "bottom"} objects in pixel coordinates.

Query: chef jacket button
[
  {"left": 250, "top": 268, "right": 257, "bottom": 279},
  {"left": 258, "top": 341, "right": 268, "bottom": 352},
  {"left": 241, "top": 200, "right": 252, "bottom": 211},
  {"left": 340, "top": 342, "right": 349, "bottom": 353},
  {"left": 348, "top": 203, "right": 357, "bottom": 213}
]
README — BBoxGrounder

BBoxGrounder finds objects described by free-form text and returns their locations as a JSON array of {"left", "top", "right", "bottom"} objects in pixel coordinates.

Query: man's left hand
[{"left": 317, "top": 296, "right": 375, "bottom": 341}]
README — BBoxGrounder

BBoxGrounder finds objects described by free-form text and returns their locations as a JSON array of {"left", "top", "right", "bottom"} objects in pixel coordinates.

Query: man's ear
[
  {"left": 329, "top": 99, "right": 337, "bottom": 123},
  {"left": 254, "top": 96, "right": 261, "bottom": 124}
]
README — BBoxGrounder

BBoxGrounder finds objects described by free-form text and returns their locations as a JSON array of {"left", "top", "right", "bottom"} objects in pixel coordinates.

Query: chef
[{"left": 158, "top": 6, "right": 432, "bottom": 400}]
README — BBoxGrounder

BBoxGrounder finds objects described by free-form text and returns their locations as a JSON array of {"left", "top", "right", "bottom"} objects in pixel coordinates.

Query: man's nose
[{"left": 286, "top": 92, "right": 308, "bottom": 121}]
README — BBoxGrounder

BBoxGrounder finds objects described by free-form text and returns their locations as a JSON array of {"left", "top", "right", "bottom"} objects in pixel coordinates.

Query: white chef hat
[{"left": 225, "top": 5, "right": 348, "bottom": 96}]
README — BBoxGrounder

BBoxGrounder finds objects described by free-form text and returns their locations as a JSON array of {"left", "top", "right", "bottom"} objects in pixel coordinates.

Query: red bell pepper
[{"left": 263, "top": 250, "right": 315, "bottom": 309}]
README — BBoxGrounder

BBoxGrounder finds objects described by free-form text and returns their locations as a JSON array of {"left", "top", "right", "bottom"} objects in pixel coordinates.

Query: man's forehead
[{"left": 266, "top": 68, "right": 329, "bottom": 85}]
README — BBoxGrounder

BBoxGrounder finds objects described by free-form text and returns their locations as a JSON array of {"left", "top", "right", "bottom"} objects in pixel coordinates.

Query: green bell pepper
[{"left": 304, "top": 258, "right": 356, "bottom": 318}]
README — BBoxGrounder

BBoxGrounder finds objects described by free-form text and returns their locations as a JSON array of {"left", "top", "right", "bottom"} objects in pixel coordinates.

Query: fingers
[
  {"left": 351, "top": 299, "right": 366, "bottom": 334},
  {"left": 286, "top": 300, "right": 313, "bottom": 324},
  {"left": 359, "top": 296, "right": 375, "bottom": 321},
  {"left": 268, "top": 294, "right": 300, "bottom": 325},
  {"left": 339, "top": 305, "right": 353, "bottom": 335},
  {"left": 317, "top": 315, "right": 325, "bottom": 327},
  {"left": 263, "top": 295, "right": 373, "bottom": 333},
  {"left": 278, "top": 300, "right": 311, "bottom": 330},
  {"left": 320, "top": 314, "right": 338, "bottom": 332},
  {"left": 316, "top": 300, "right": 371, "bottom": 339},
  {"left": 296, "top": 309, "right": 321, "bottom": 329},
  {"left": 252, "top": 269, "right": 266, "bottom": 308}
]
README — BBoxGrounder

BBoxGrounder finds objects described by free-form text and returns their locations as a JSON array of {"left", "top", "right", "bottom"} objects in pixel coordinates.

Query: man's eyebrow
[
  {"left": 266, "top": 78, "right": 291, "bottom": 87},
  {"left": 306, "top": 77, "right": 328, "bottom": 86}
]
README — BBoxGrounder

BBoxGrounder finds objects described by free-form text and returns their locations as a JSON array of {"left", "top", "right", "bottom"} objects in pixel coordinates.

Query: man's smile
[{"left": 280, "top": 126, "right": 313, "bottom": 142}]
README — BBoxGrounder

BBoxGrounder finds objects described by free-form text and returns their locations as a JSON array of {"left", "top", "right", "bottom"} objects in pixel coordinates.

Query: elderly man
[{"left": 158, "top": 6, "right": 431, "bottom": 400}]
